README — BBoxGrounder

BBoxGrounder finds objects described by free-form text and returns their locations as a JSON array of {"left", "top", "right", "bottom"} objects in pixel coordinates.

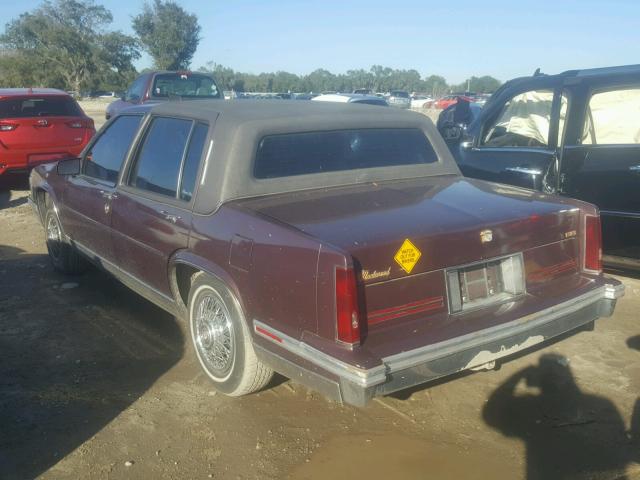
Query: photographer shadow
[{"left": 483, "top": 353, "right": 636, "bottom": 479}]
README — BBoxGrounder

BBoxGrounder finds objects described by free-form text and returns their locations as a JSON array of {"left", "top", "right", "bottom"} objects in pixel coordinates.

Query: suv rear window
[
  {"left": 151, "top": 74, "right": 220, "bottom": 98},
  {"left": 254, "top": 128, "right": 438, "bottom": 179},
  {"left": 0, "top": 96, "right": 82, "bottom": 118}
]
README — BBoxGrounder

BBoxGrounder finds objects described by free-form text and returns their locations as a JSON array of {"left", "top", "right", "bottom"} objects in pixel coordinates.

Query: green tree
[
  {"left": 452, "top": 75, "right": 501, "bottom": 94},
  {"left": 133, "top": 0, "right": 200, "bottom": 70},
  {"left": 0, "top": 0, "right": 139, "bottom": 92},
  {"left": 423, "top": 74, "right": 448, "bottom": 97}
]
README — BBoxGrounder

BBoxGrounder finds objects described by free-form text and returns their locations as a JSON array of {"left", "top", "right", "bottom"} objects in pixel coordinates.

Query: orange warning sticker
[{"left": 394, "top": 239, "right": 422, "bottom": 274}]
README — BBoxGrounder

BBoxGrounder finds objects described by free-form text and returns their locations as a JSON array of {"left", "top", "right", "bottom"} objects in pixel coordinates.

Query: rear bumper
[
  {"left": 0, "top": 147, "right": 83, "bottom": 176},
  {"left": 253, "top": 280, "right": 624, "bottom": 406}
]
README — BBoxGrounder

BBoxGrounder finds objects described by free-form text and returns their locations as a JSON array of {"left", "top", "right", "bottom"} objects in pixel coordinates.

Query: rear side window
[
  {"left": 0, "top": 96, "right": 82, "bottom": 118},
  {"left": 84, "top": 115, "right": 142, "bottom": 184},
  {"left": 254, "top": 128, "right": 438, "bottom": 179},
  {"left": 179, "top": 123, "right": 208, "bottom": 201},
  {"left": 129, "top": 117, "right": 193, "bottom": 197},
  {"left": 152, "top": 74, "right": 220, "bottom": 98},
  {"left": 582, "top": 87, "right": 640, "bottom": 145}
]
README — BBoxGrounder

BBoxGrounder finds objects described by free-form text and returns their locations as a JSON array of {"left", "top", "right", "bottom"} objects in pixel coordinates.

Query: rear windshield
[
  {"left": 391, "top": 91, "right": 409, "bottom": 98},
  {"left": 0, "top": 96, "right": 82, "bottom": 118},
  {"left": 152, "top": 73, "right": 220, "bottom": 98},
  {"left": 254, "top": 128, "right": 438, "bottom": 179}
]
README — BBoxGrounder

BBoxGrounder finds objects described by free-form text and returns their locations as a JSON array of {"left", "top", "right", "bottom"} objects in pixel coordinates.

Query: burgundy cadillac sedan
[{"left": 29, "top": 101, "right": 623, "bottom": 406}]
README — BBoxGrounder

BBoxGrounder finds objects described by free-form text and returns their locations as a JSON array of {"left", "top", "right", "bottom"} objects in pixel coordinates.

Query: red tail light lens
[
  {"left": 0, "top": 122, "right": 18, "bottom": 132},
  {"left": 335, "top": 267, "right": 361, "bottom": 345},
  {"left": 584, "top": 214, "right": 602, "bottom": 273}
]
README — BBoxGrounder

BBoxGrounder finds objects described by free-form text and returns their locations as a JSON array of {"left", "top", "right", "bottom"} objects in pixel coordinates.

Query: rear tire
[
  {"left": 44, "top": 202, "right": 84, "bottom": 274},
  {"left": 188, "top": 273, "right": 273, "bottom": 396}
]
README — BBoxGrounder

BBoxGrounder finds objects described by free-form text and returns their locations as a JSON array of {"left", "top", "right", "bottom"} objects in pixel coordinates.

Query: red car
[
  {"left": 434, "top": 94, "right": 474, "bottom": 110},
  {"left": 0, "top": 88, "right": 95, "bottom": 177}
]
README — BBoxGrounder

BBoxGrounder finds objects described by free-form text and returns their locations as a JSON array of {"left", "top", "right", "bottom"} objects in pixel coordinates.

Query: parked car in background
[
  {"left": 30, "top": 100, "right": 622, "bottom": 406},
  {"left": 312, "top": 93, "right": 388, "bottom": 106},
  {"left": 353, "top": 88, "right": 372, "bottom": 95},
  {"left": 105, "top": 71, "right": 221, "bottom": 120},
  {"left": 294, "top": 93, "right": 317, "bottom": 100},
  {"left": 439, "top": 64, "right": 640, "bottom": 270},
  {"left": 0, "top": 88, "right": 95, "bottom": 178},
  {"left": 386, "top": 90, "right": 411, "bottom": 109},
  {"left": 434, "top": 94, "right": 474, "bottom": 110},
  {"left": 411, "top": 94, "right": 434, "bottom": 109},
  {"left": 471, "top": 93, "right": 491, "bottom": 106}
]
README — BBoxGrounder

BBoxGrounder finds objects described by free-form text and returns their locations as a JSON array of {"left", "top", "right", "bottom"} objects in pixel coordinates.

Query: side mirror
[{"left": 57, "top": 157, "right": 81, "bottom": 176}]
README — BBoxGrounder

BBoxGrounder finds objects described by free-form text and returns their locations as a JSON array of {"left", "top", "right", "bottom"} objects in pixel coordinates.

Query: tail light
[
  {"left": 66, "top": 119, "right": 94, "bottom": 129},
  {"left": 335, "top": 267, "right": 361, "bottom": 346},
  {"left": 584, "top": 214, "right": 602, "bottom": 273},
  {"left": 0, "top": 122, "right": 18, "bottom": 132}
]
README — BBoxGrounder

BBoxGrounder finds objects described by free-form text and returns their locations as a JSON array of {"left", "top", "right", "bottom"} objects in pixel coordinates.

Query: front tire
[
  {"left": 44, "top": 205, "right": 84, "bottom": 274},
  {"left": 188, "top": 273, "right": 273, "bottom": 396}
]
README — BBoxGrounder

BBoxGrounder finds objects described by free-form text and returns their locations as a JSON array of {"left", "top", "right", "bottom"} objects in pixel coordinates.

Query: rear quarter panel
[{"left": 187, "top": 205, "right": 322, "bottom": 340}]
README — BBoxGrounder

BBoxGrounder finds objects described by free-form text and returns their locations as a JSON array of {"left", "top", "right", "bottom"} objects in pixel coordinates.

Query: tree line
[
  {"left": 200, "top": 63, "right": 500, "bottom": 95},
  {"left": 0, "top": 0, "right": 501, "bottom": 96}
]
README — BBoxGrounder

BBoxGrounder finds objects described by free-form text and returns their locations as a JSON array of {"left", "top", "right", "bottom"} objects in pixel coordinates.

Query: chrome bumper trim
[
  {"left": 254, "top": 282, "right": 621, "bottom": 390},
  {"left": 604, "top": 282, "right": 625, "bottom": 300},
  {"left": 253, "top": 320, "right": 387, "bottom": 387}
]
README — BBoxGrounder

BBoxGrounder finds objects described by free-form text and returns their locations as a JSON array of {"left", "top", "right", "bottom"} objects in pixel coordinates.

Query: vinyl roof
[
  {"left": 139, "top": 100, "right": 461, "bottom": 213},
  {"left": 148, "top": 98, "right": 404, "bottom": 124}
]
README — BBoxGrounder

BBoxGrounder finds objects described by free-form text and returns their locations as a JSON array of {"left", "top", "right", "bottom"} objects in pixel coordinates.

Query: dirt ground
[{"left": 1, "top": 105, "right": 639, "bottom": 480}]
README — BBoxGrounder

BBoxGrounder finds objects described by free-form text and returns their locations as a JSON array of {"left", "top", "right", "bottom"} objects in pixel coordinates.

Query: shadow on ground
[
  {"left": 483, "top": 353, "right": 639, "bottom": 479},
  {"left": 0, "top": 175, "right": 29, "bottom": 210},
  {"left": 0, "top": 246, "right": 184, "bottom": 479}
]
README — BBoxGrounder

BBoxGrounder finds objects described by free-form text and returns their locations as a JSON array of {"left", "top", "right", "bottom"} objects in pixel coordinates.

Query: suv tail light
[
  {"left": 0, "top": 122, "right": 18, "bottom": 132},
  {"left": 584, "top": 214, "right": 602, "bottom": 273},
  {"left": 335, "top": 267, "right": 361, "bottom": 346}
]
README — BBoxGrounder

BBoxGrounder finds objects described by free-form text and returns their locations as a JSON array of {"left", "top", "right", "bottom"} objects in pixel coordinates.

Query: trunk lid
[{"left": 239, "top": 176, "right": 581, "bottom": 283}]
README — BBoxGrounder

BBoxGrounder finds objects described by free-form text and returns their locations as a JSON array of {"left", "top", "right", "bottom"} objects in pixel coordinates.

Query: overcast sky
[{"left": 4, "top": 0, "right": 640, "bottom": 83}]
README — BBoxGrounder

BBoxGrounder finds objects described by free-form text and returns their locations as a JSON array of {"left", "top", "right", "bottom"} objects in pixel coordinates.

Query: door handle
[
  {"left": 100, "top": 190, "right": 119, "bottom": 200},
  {"left": 159, "top": 210, "right": 181, "bottom": 224},
  {"left": 629, "top": 165, "right": 640, "bottom": 173}
]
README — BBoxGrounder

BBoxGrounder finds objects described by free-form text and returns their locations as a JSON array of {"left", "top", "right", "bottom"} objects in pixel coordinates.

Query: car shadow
[
  {"left": 629, "top": 336, "right": 640, "bottom": 459},
  {"left": 627, "top": 335, "right": 640, "bottom": 352},
  {"left": 483, "top": 353, "right": 637, "bottom": 479},
  {"left": 0, "top": 176, "right": 29, "bottom": 210},
  {"left": 0, "top": 246, "right": 184, "bottom": 479}
]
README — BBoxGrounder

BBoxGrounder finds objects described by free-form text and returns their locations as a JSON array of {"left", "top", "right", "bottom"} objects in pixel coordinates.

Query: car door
[
  {"left": 560, "top": 83, "right": 640, "bottom": 266},
  {"left": 110, "top": 116, "right": 211, "bottom": 297},
  {"left": 457, "top": 83, "right": 565, "bottom": 191},
  {"left": 61, "top": 114, "right": 143, "bottom": 262}
]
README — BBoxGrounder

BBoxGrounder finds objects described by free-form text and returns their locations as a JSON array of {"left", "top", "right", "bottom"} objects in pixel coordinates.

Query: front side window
[
  {"left": 254, "top": 128, "right": 438, "bottom": 179},
  {"left": 582, "top": 87, "right": 640, "bottom": 145},
  {"left": 84, "top": 115, "right": 142, "bottom": 184},
  {"left": 129, "top": 117, "right": 193, "bottom": 197},
  {"left": 482, "top": 89, "right": 554, "bottom": 148},
  {"left": 126, "top": 76, "right": 146, "bottom": 102}
]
